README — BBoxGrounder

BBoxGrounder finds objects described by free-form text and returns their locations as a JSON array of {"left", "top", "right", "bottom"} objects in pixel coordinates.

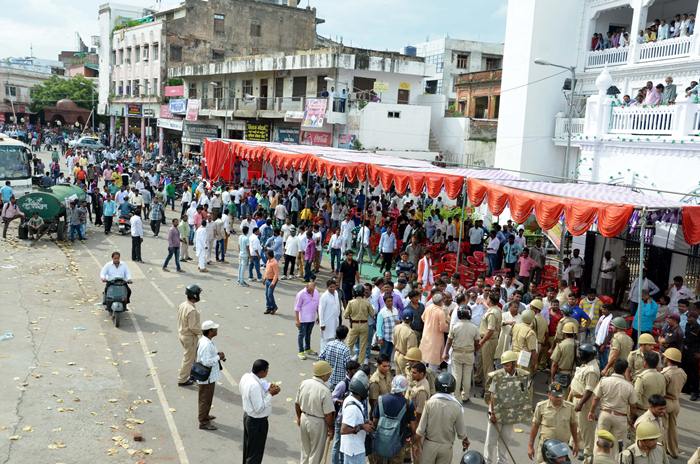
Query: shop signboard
[
  {"left": 300, "top": 130, "right": 332, "bottom": 147},
  {"left": 373, "top": 81, "right": 389, "bottom": 93},
  {"left": 185, "top": 99, "right": 200, "bottom": 121},
  {"left": 157, "top": 118, "right": 183, "bottom": 131},
  {"left": 184, "top": 123, "right": 219, "bottom": 141},
  {"left": 164, "top": 85, "right": 185, "bottom": 97},
  {"left": 169, "top": 98, "right": 187, "bottom": 114},
  {"left": 245, "top": 121, "right": 270, "bottom": 141},
  {"left": 275, "top": 127, "right": 299, "bottom": 144},
  {"left": 301, "top": 98, "right": 327, "bottom": 129},
  {"left": 127, "top": 103, "right": 142, "bottom": 116},
  {"left": 160, "top": 104, "right": 174, "bottom": 119}
]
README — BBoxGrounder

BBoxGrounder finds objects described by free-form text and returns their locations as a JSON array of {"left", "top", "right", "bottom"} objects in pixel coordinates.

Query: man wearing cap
[
  {"left": 393, "top": 309, "right": 418, "bottom": 375},
  {"left": 570, "top": 344, "right": 600, "bottom": 464},
  {"left": 295, "top": 360, "right": 336, "bottom": 464},
  {"left": 196, "top": 320, "right": 224, "bottom": 430},
  {"left": 551, "top": 322, "right": 577, "bottom": 391},
  {"left": 588, "top": 359, "right": 638, "bottom": 451},
  {"left": 177, "top": 285, "right": 203, "bottom": 387},
  {"left": 601, "top": 318, "right": 633, "bottom": 377},
  {"left": 511, "top": 309, "right": 538, "bottom": 373},
  {"left": 633, "top": 352, "right": 666, "bottom": 411},
  {"left": 592, "top": 429, "right": 617, "bottom": 464},
  {"left": 627, "top": 333, "right": 658, "bottom": 382},
  {"left": 618, "top": 422, "right": 667, "bottom": 464},
  {"left": 529, "top": 299, "right": 549, "bottom": 371},
  {"left": 659, "top": 313, "right": 683, "bottom": 351},
  {"left": 443, "top": 305, "right": 480, "bottom": 402},
  {"left": 660, "top": 347, "right": 685, "bottom": 459},
  {"left": 479, "top": 293, "right": 503, "bottom": 389},
  {"left": 554, "top": 306, "right": 579, "bottom": 344},
  {"left": 372, "top": 375, "right": 417, "bottom": 464},
  {"left": 343, "top": 286, "right": 375, "bottom": 364},
  {"left": 528, "top": 382, "right": 578, "bottom": 462},
  {"left": 484, "top": 351, "right": 530, "bottom": 464},
  {"left": 634, "top": 394, "right": 666, "bottom": 449}
]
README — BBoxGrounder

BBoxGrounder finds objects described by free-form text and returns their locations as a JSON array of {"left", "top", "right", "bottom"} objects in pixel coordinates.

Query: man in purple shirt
[
  {"left": 163, "top": 218, "right": 184, "bottom": 272},
  {"left": 303, "top": 230, "right": 316, "bottom": 282},
  {"left": 295, "top": 279, "right": 320, "bottom": 359}
]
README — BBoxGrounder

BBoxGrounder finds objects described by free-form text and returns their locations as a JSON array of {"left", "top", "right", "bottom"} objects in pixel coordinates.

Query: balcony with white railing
[
  {"left": 586, "top": 47, "right": 630, "bottom": 68},
  {"left": 608, "top": 105, "right": 677, "bottom": 135},
  {"left": 553, "top": 116, "right": 585, "bottom": 143},
  {"left": 638, "top": 35, "right": 694, "bottom": 62}
]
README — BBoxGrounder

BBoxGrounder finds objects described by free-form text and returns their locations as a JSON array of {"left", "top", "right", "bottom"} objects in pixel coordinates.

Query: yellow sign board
[
  {"left": 399, "top": 82, "right": 411, "bottom": 91},
  {"left": 373, "top": 81, "right": 389, "bottom": 93}
]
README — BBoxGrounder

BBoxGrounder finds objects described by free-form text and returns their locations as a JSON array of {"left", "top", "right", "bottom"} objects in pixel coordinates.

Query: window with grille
[
  {"left": 456, "top": 54, "right": 469, "bottom": 69},
  {"left": 212, "top": 49, "right": 224, "bottom": 61},
  {"left": 135, "top": 46, "right": 140, "bottom": 63},
  {"left": 214, "top": 14, "right": 225, "bottom": 34},
  {"left": 250, "top": 22, "right": 261, "bottom": 37},
  {"left": 170, "top": 45, "right": 182, "bottom": 62},
  {"left": 188, "top": 82, "right": 197, "bottom": 98},
  {"left": 152, "top": 43, "right": 159, "bottom": 60},
  {"left": 485, "top": 57, "right": 502, "bottom": 70},
  {"left": 242, "top": 79, "right": 253, "bottom": 96}
]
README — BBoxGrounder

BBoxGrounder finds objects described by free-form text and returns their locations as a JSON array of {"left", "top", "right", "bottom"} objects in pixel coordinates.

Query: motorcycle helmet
[
  {"left": 578, "top": 344, "right": 596, "bottom": 363},
  {"left": 349, "top": 370, "right": 369, "bottom": 400},
  {"left": 435, "top": 372, "right": 456, "bottom": 394},
  {"left": 541, "top": 439, "right": 571, "bottom": 464},
  {"left": 185, "top": 284, "right": 202, "bottom": 302},
  {"left": 461, "top": 450, "right": 485, "bottom": 464},
  {"left": 352, "top": 284, "right": 365, "bottom": 298}
]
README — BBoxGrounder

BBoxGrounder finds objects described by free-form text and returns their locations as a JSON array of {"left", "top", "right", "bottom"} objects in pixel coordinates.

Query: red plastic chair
[{"left": 473, "top": 251, "right": 485, "bottom": 262}]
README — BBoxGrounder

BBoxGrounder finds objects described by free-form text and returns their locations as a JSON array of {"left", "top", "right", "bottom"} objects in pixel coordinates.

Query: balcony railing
[
  {"left": 586, "top": 47, "right": 629, "bottom": 68},
  {"left": 609, "top": 105, "right": 676, "bottom": 135},
  {"left": 199, "top": 96, "right": 306, "bottom": 113},
  {"left": 554, "top": 117, "right": 585, "bottom": 140},
  {"left": 638, "top": 36, "right": 693, "bottom": 62}
]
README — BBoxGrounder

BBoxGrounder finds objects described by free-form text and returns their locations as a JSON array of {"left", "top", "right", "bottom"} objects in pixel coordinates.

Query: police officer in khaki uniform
[
  {"left": 406, "top": 356, "right": 432, "bottom": 464},
  {"left": 393, "top": 309, "right": 418, "bottom": 375},
  {"left": 551, "top": 322, "right": 577, "bottom": 390},
  {"left": 602, "top": 318, "right": 633, "bottom": 376},
  {"left": 528, "top": 382, "right": 578, "bottom": 462},
  {"left": 416, "top": 372, "right": 469, "bottom": 464},
  {"left": 369, "top": 354, "right": 393, "bottom": 414},
  {"left": 511, "top": 309, "right": 538, "bottom": 372},
  {"left": 555, "top": 306, "right": 579, "bottom": 343},
  {"left": 626, "top": 333, "right": 657, "bottom": 382},
  {"left": 443, "top": 305, "right": 480, "bottom": 402},
  {"left": 479, "top": 293, "right": 502, "bottom": 387},
  {"left": 529, "top": 299, "right": 549, "bottom": 370},
  {"left": 661, "top": 348, "right": 686, "bottom": 459},
  {"left": 618, "top": 422, "right": 668, "bottom": 464},
  {"left": 570, "top": 344, "right": 600, "bottom": 464},
  {"left": 177, "top": 284, "right": 203, "bottom": 386},
  {"left": 343, "top": 284, "right": 374, "bottom": 364},
  {"left": 592, "top": 429, "right": 617, "bottom": 464},
  {"left": 588, "top": 359, "right": 638, "bottom": 451},
  {"left": 634, "top": 394, "right": 666, "bottom": 449},
  {"left": 295, "top": 361, "right": 336, "bottom": 464},
  {"left": 633, "top": 351, "right": 665, "bottom": 411}
]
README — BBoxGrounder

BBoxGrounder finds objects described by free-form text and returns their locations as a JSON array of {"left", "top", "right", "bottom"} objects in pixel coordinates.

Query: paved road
[{"left": 1, "top": 152, "right": 698, "bottom": 463}]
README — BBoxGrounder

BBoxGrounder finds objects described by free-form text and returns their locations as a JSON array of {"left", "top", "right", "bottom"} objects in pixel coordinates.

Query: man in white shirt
[
  {"left": 319, "top": 280, "right": 342, "bottom": 352},
  {"left": 340, "top": 374, "right": 372, "bottom": 463},
  {"left": 282, "top": 229, "right": 299, "bottom": 279},
  {"left": 358, "top": 221, "right": 371, "bottom": 264},
  {"left": 248, "top": 227, "right": 263, "bottom": 281},
  {"left": 486, "top": 230, "right": 500, "bottom": 275},
  {"left": 100, "top": 251, "right": 132, "bottom": 305},
  {"left": 129, "top": 211, "right": 144, "bottom": 262},
  {"left": 195, "top": 221, "right": 209, "bottom": 272},
  {"left": 599, "top": 251, "right": 616, "bottom": 296},
  {"left": 569, "top": 248, "right": 585, "bottom": 287},
  {"left": 232, "top": 186, "right": 243, "bottom": 218},
  {"left": 340, "top": 216, "right": 353, "bottom": 255},
  {"left": 468, "top": 220, "right": 486, "bottom": 252},
  {"left": 667, "top": 275, "right": 694, "bottom": 313},
  {"left": 274, "top": 202, "right": 288, "bottom": 225},
  {"left": 239, "top": 359, "right": 281, "bottom": 463},
  {"left": 196, "top": 320, "right": 224, "bottom": 430}
]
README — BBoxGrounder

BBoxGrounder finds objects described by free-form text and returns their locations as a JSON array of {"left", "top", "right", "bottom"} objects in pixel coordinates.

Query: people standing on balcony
[
  {"left": 644, "top": 27, "right": 657, "bottom": 42},
  {"left": 672, "top": 14, "right": 682, "bottom": 37},
  {"left": 658, "top": 19, "right": 670, "bottom": 40},
  {"left": 686, "top": 81, "right": 699, "bottom": 100},
  {"left": 621, "top": 32, "right": 630, "bottom": 47},
  {"left": 645, "top": 84, "right": 663, "bottom": 106},
  {"left": 621, "top": 95, "right": 632, "bottom": 106},
  {"left": 637, "top": 29, "right": 646, "bottom": 44},
  {"left": 681, "top": 13, "right": 691, "bottom": 37},
  {"left": 662, "top": 77, "right": 677, "bottom": 104},
  {"left": 591, "top": 33, "right": 600, "bottom": 51},
  {"left": 689, "top": 14, "right": 695, "bottom": 35}
]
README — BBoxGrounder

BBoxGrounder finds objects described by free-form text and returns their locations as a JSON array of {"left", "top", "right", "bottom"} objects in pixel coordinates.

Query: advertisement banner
[
  {"left": 157, "top": 118, "right": 183, "bottom": 131},
  {"left": 245, "top": 122, "right": 270, "bottom": 141},
  {"left": 164, "top": 85, "right": 185, "bottom": 97},
  {"left": 301, "top": 98, "right": 327, "bottom": 129},
  {"left": 275, "top": 127, "right": 299, "bottom": 144},
  {"left": 338, "top": 133, "right": 357, "bottom": 149},
  {"left": 373, "top": 81, "right": 389, "bottom": 93},
  {"left": 160, "top": 104, "right": 173, "bottom": 119},
  {"left": 185, "top": 99, "right": 200, "bottom": 122},
  {"left": 300, "top": 130, "right": 332, "bottom": 147},
  {"left": 169, "top": 98, "right": 187, "bottom": 114},
  {"left": 127, "top": 103, "right": 142, "bottom": 116},
  {"left": 183, "top": 123, "right": 219, "bottom": 141}
]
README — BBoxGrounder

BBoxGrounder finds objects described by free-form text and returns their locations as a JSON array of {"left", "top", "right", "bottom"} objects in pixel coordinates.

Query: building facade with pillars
[
  {"left": 413, "top": 38, "right": 503, "bottom": 110},
  {"left": 454, "top": 69, "right": 501, "bottom": 119},
  {"left": 0, "top": 57, "right": 64, "bottom": 124},
  {"left": 167, "top": 46, "right": 429, "bottom": 154}
]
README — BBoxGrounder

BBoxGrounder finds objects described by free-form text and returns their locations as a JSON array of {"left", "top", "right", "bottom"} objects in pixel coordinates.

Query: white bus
[{"left": 0, "top": 133, "right": 33, "bottom": 195}]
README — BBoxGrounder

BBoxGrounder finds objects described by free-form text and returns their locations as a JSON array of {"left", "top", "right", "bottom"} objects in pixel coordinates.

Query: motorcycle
[
  {"left": 104, "top": 278, "right": 130, "bottom": 328},
  {"left": 117, "top": 215, "right": 131, "bottom": 235}
]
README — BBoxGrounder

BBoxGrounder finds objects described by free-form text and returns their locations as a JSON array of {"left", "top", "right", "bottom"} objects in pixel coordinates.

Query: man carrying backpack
[
  {"left": 340, "top": 371, "right": 374, "bottom": 464},
  {"left": 372, "top": 375, "right": 417, "bottom": 464},
  {"left": 331, "top": 360, "right": 361, "bottom": 464}
]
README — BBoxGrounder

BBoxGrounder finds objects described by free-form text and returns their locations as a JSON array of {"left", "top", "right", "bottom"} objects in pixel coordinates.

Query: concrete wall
[
  {"left": 0, "top": 66, "right": 53, "bottom": 106},
  {"left": 112, "top": 21, "right": 163, "bottom": 96},
  {"left": 162, "top": 0, "right": 317, "bottom": 66},
  {"left": 494, "top": 0, "right": 584, "bottom": 179},
  {"left": 356, "top": 102, "right": 430, "bottom": 151}
]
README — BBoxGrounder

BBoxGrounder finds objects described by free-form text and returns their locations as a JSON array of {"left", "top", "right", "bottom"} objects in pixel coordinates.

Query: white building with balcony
[
  {"left": 168, "top": 47, "right": 431, "bottom": 153},
  {"left": 496, "top": 0, "right": 700, "bottom": 200}
]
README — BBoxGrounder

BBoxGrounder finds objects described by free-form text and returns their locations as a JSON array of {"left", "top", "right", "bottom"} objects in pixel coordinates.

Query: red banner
[
  {"left": 164, "top": 85, "right": 184, "bottom": 97},
  {"left": 300, "top": 131, "right": 331, "bottom": 146}
]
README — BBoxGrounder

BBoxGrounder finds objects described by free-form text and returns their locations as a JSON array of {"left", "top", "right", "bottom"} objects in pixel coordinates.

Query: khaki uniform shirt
[
  {"left": 406, "top": 376, "right": 431, "bottom": 415},
  {"left": 416, "top": 395, "right": 467, "bottom": 444},
  {"left": 343, "top": 297, "right": 374, "bottom": 323},
  {"left": 593, "top": 373, "right": 637, "bottom": 414},
  {"left": 619, "top": 443, "right": 668, "bottom": 464},
  {"left": 296, "top": 377, "right": 334, "bottom": 418},
  {"left": 177, "top": 301, "right": 202, "bottom": 338},
  {"left": 570, "top": 360, "right": 601, "bottom": 396},
  {"left": 369, "top": 370, "right": 393, "bottom": 403},
  {"left": 552, "top": 338, "right": 576, "bottom": 372},
  {"left": 611, "top": 332, "right": 634, "bottom": 362},
  {"left": 393, "top": 323, "right": 418, "bottom": 356},
  {"left": 532, "top": 399, "right": 576, "bottom": 442},
  {"left": 479, "top": 306, "right": 502, "bottom": 340},
  {"left": 533, "top": 314, "right": 548, "bottom": 344},
  {"left": 634, "top": 410, "right": 666, "bottom": 445},
  {"left": 555, "top": 316, "right": 579, "bottom": 342},
  {"left": 448, "top": 320, "right": 479, "bottom": 363},
  {"left": 511, "top": 322, "right": 538, "bottom": 353},
  {"left": 661, "top": 365, "right": 687, "bottom": 403},
  {"left": 627, "top": 349, "right": 648, "bottom": 381},
  {"left": 634, "top": 369, "right": 666, "bottom": 410},
  {"left": 593, "top": 452, "right": 617, "bottom": 464}
]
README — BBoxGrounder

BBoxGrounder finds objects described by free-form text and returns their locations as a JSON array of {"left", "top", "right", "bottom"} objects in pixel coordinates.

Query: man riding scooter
[{"left": 100, "top": 251, "right": 132, "bottom": 308}]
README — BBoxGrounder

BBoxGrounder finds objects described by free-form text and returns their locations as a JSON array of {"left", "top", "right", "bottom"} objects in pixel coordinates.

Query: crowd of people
[
  {"left": 5, "top": 139, "right": 700, "bottom": 464},
  {"left": 590, "top": 13, "right": 696, "bottom": 51}
]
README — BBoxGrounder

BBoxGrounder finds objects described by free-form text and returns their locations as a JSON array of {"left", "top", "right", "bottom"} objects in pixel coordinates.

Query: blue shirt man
[
  {"left": 103, "top": 199, "right": 117, "bottom": 217},
  {"left": 632, "top": 293, "right": 658, "bottom": 333},
  {"left": 0, "top": 183, "right": 13, "bottom": 203}
]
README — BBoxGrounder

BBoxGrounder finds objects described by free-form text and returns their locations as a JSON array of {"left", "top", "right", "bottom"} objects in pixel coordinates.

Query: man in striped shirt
[{"left": 376, "top": 294, "right": 400, "bottom": 358}]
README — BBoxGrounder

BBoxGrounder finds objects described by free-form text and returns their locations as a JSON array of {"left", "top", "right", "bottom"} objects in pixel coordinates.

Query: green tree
[{"left": 30, "top": 75, "right": 96, "bottom": 112}]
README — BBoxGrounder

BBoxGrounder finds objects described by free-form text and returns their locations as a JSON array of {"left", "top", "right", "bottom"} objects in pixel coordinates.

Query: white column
[
  {"left": 628, "top": 0, "right": 649, "bottom": 64},
  {"left": 158, "top": 126, "right": 164, "bottom": 158},
  {"left": 140, "top": 117, "right": 145, "bottom": 151},
  {"left": 694, "top": 1, "right": 700, "bottom": 55}
]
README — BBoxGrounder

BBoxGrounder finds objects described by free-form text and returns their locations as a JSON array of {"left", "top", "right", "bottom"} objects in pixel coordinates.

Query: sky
[{"left": 0, "top": 0, "right": 507, "bottom": 59}]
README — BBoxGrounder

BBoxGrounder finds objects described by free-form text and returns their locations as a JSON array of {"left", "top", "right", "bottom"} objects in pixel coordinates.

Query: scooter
[
  {"left": 118, "top": 215, "right": 131, "bottom": 235},
  {"left": 104, "top": 278, "right": 129, "bottom": 328}
]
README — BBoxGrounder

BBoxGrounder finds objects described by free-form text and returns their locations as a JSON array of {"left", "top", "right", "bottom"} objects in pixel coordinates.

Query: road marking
[
  {"left": 147, "top": 279, "right": 239, "bottom": 388},
  {"left": 81, "top": 244, "right": 191, "bottom": 464}
]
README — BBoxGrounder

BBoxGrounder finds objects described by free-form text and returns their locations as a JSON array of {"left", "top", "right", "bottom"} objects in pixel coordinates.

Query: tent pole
[
  {"left": 636, "top": 207, "right": 647, "bottom": 349},
  {"left": 359, "top": 167, "right": 369, "bottom": 275},
  {"left": 558, "top": 218, "right": 567, "bottom": 272},
  {"left": 455, "top": 179, "right": 467, "bottom": 270}
]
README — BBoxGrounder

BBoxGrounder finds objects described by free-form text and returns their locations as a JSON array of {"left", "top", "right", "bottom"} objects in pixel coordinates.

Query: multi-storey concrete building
[{"left": 0, "top": 57, "right": 64, "bottom": 124}]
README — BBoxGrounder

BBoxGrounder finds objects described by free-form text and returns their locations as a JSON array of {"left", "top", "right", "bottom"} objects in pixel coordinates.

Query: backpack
[{"left": 373, "top": 396, "right": 406, "bottom": 458}]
